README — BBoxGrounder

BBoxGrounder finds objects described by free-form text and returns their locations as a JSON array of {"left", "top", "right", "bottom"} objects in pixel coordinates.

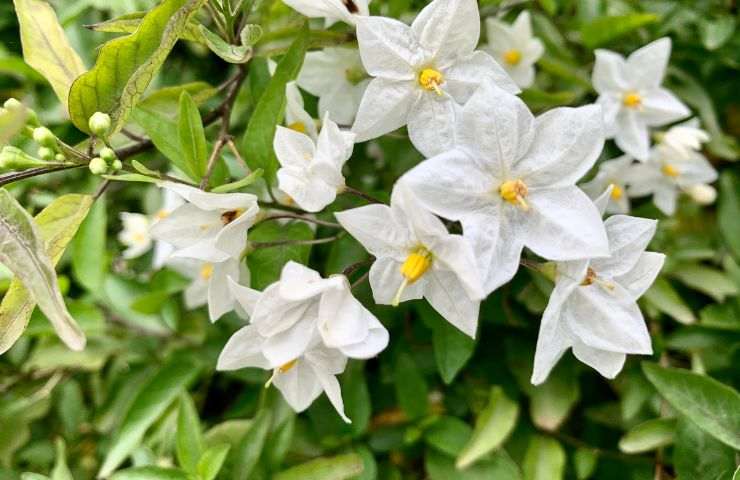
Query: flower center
[
  {"left": 342, "top": 0, "right": 359, "bottom": 13},
  {"left": 392, "top": 247, "right": 433, "bottom": 306},
  {"left": 609, "top": 183, "right": 623, "bottom": 200},
  {"left": 581, "top": 267, "right": 615, "bottom": 290},
  {"left": 499, "top": 179, "right": 530, "bottom": 210},
  {"left": 288, "top": 122, "right": 306, "bottom": 133},
  {"left": 503, "top": 49, "right": 522, "bottom": 65},
  {"left": 155, "top": 209, "right": 169, "bottom": 220},
  {"left": 661, "top": 164, "right": 679, "bottom": 178},
  {"left": 622, "top": 91, "right": 642, "bottom": 109},
  {"left": 221, "top": 208, "right": 244, "bottom": 225},
  {"left": 418, "top": 68, "right": 444, "bottom": 96},
  {"left": 200, "top": 263, "right": 214, "bottom": 280},
  {"left": 132, "top": 232, "right": 147, "bottom": 244},
  {"left": 278, "top": 359, "right": 298, "bottom": 373}
]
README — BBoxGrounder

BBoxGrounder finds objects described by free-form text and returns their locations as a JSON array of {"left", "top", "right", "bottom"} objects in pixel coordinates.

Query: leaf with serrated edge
[{"left": 0, "top": 190, "right": 89, "bottom": 352}]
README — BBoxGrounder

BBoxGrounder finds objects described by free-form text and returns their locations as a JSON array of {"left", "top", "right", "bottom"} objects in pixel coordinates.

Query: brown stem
[
  {"left": 250, "top": 235, "right": 341, "bottom": 249},
  {"left": 259, "top": 213, "right": 342, "bottom": 229},
  {"left": 0, "top": 164, "right": 87, "bottom": 188},
  {"left": 342, "top": 185, "right": 384, "bottom": 204},
  {"left": 200, "top": 136, "right": 229, "bottom": 190}
]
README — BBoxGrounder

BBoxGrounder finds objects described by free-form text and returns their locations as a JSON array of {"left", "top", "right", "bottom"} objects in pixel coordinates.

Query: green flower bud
[
  {"left": 38, "top": 147, "right": 55, "bottom": 161},
  {"left": 88, "top": 157, "right": 108, "bottom": 175},
  {"left": 111, "top": 159, "right": 123, "bottom": 171},
  {"left": 55, "top": 153, "right": 67, "bottom": 162},
  {"left": 0, "top": 146, "right": 48, "bottom": 171},
  {"left": 99, "top": 147, "right": 117, "bottom": 162},
  {"left": 32, "top": 127, "right": 56, "bottom": 148},
  {"left": 88, "top": 112, "right": 112, "bottom": 137},
  {"left": 3, "top": 98, "right": 23, "bottom": 111}
]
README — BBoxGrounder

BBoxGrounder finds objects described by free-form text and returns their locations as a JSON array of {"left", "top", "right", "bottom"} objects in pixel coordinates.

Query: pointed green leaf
[
  {"left": 177, "top": 91, "right": 208, "bottom": 180},
  {"left": 231, "top": 409, "right": 272, "bottom": 480},
  {"left": 719, "top": 172, "right": 740, "bottom": 258},
  {"left": 86, "top": 11, "right": 206, "bottom": 44},
  {"left": 273, "top": 454, "right": 364, "bottom": 480},
  {"left": 580, "top": 14, "right": 660, "bottom": 49},
  {"left": 51, "top": 438, "right": 73, "bottom": 480},
  {"left": 196, "top": 443, "right": 230, "bottom": 480},
  {"left": 176, "top": 394, "right": 203, "bottom": 474},
  {"left": 109, "top": 467, "right": 190, "bottom": 479},
  {"left": 643, "top": 277, "right": 696, "bottom": 324},
  {"left": 199, "top": 24, "right": 261, "bottom": 63},
  {"left": 618, "top": 417, "right": 676, "bottom": 453},
  {"left": 71, "top": 194, "right": 107, "bottom": 292},
  {"left": 522, "top": 436, "right": 565, "bottom": 480},
  {"left": 673, "top": 417, "right": 737, "bottom": 480}
]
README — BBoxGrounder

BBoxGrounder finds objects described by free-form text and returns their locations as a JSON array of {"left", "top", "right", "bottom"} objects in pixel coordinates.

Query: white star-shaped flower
[
  {"left": 118, "top": 213, "right": 152, "bottom": 259},
  {"left": 581, "top": 155, "right": 634, "bottom": 214},
  {"left": 218, "top": 261, "right": 389, "bottom": 422},
  {"left": 532, "top": 206, "right": 664, "bottom": 384},
  {"left": 269, "top": 59, "right": 318, "bottom": 140},
  {"left": 351, "top": 0, "right": 519, "bottom": 157},
  {"left": 152, "top": 186, "right": 184, "bottom": 269},
  {"left": 592, "top": 37, "right": 690, "bottom": 161},
  {"left": 656, "top": 117, "right": 709, "bottom": 160},
  {"left": 297, "top": 47, "right": 370, "bottom": 126},
  {"left": 402, "top": 83, "right": 609, "bottom": 294},
  {"left": 149, "top": 182, "right": 259, "bottom": 262},
  {"left": 483, "top": 11, "right": 544, "bottom": 89},
  {"left": 624, "top": 143, "right": 718, "bottom": 215},
  {"left": 335, "top": 183, "right": 485, "bottom": 337},
  {"left": 283, "top": 0, "right": 370, "bottom": 27},
  {"left": 275, "top": 113, "right": 356, "bottom": 212}
]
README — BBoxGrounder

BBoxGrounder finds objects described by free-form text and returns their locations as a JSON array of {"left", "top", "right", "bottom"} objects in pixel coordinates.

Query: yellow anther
[
  {"left": 200, "top": 263, "right": 214, "bottom": 280},
  {"left": 418, "top": 68, "right": 444, "bottom": 96},
  {"left": 155, "top": 209, "right": 169, "bottom": 220},
  {"left": 221, "top": 208, "right": 244, "bottom": 225},
  {"left": 393, "top": 247, "right": 433, "bottom": 306},
  {"left": 278, "top": 359, "right": 298, "bottom": 373},
  {"left": 132, "top": 232, "right": 146, "bottom": 244},
  {"left": 622, "top": 91, "right": 642, "bottom": 109},
  {"left": 610, "top": 183, "right": 623, "bottom": 200},
  {"left": 503, "top": 49, "right": 522, "bottom": 66},
  {"left": 499, "top": 179, "right": 529, "bottom": 210},
  {"left": 581, "top": 267, "right": 615, "bottom": 291},
  {"left": 661, "top": 164, "right": 679, "bottom": 178},
  {"left": 288, "top": 122, "right": 306, "bottom": 133}
]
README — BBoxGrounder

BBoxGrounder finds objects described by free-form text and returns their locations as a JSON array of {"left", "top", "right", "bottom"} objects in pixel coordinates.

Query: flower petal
[
  {"left": 531, "top": 283, "right": 575, "bottom": 385},
  {"left": 217, "top": 325, "right": 272, "bottom": 370},
  {"left": 368, "top": 256, "right": 425, "bottom": 304},
  {"left": 592, "top": 49, "right": 629, "bottom": 93},
  {"left": 207, "top": 258, "right": 241, "bottom": 322},
  {"left": 615, "top": 109, "right": 650, "bottom": 161},
  {"left": 410, "top": 0, "right": 480, "bottom": 62},
  {"left": 571, "top": 341, "right": 626, "bottom": 379},
  {"left": 227, "top": 276, "right": 261, "bottom": 317},
  {"left": 335, "top": 204, "right": 408, "bottom": 259},
  {"left": 262, "top": 313, "right": 317, "bottom": 367},
  {"left": 352, "top": 77, "right": 417, "bottom": 142},
  {"left": 444, "top": 50, "right": 519, "bottom": 103},
  {"left": 407, "top": 95, "right": 459, "bottom": 158},
  {"left": 626, "top": 37, "right": 671, "bottom": 89},
  {"left": 356, "top": 16, "right": 419, "bottom": 79},
  {"left": 614, "top": 251, "right": 665, "bottom": 299},
  {"left": 592, "top": 215, "right": 657, "bottom": 277},
  {"left": 641, "top": 88, "right": 690, "bottom": 127},
  {"left": 424, "top": 270, "right": 481, "bottom": 338},
  {"left": 273, "top": 360, "right": 324, "bottom": 413}
]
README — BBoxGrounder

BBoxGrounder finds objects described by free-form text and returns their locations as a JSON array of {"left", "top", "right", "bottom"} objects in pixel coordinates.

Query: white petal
[
  {"left": 626, "top": 37, "right": 671, "bottom": 89},
  {"left": 352, "top": 77, "right": 417, "bottom": 142},
  {"left": 592, "top": 215, "right": 657, "bottom": 277},
  {"left": 444, "top": 51, "right": 519, "bottom": 103},
  {"left": 676, "top": 154, "right": 718, "bottom": 186},
  {"left": 274, "top": 126, "right": 316, "bottom": 169},
  {"left": 217, "top": 325, "right": 271, "bottom": 370},
  {"left": 572, "top": 341, "right": 627, "bottom": 379},
  {"left": 184, "top": 277, "right": 208, "bottom": 309},
  {"left": 335, "top": 204, "right": 408, "bottom": 259},
  {"left": 368, "top": 256, "right": 425, "bottom": 304},
  {"left": 615, "top": 110, "right": 650, "bottom": 161},
  {"left": 278, "top": 168, "right": 337, "bottom": 212},
  {"left": 262, "top": 314, "right": 317, "bottom": 367},
  {"left": 407, "top": 95, "right": 459, "bottom": 158},
  {"left": 306, "top": 347, "right": 351, "bottom": 422},
  {"left": 592, "top": 49, "right": 629, "bottom": 93},
  {"left": 465, "top": 209, "right": 523, "bottom": 294},
  {"left": 226, "top": 277, "right": 261, "bottom": 318},
  {"left": 339, "top": 316, "right": 389, "bottom": 359},
  {"left": 508, "top": 64, "right": 536, "bottom": 89},
  {"left": 319, "top": 82, "right": 365, "bottom": 126},
  {"left": 597, "top": 94, "right": 622, "bottom": 138},
  {"left": 615, "top": 251, "right": 665, "bottom": 299},
  {"left": 424, "top": 270, "right": 481, "bottom": 338},
  {"left": 522, "top": 187, "right": 609, "bottom": 261},
  {"left": 214, "top": 205, "right": 259, "bottom": 259},
  {"left": 318, "top": 279, "right": 372, "bottom": 348},
  {"left": 208, "top": 258, "right": 241, "bottom": 322},
  {"left": 517, "top": 104, "right": 604, "bottom": 188},
  {"left": 410, "top": 0, "right": 480, "bottom": 62},
  {"left": 392, "top": 182, "right": 449, "bottom": 243},
  {"left": 653, "top": 186, "right": 678, "bottom": 215},
  {"left": 316, "top": 113, "right": 355, "bottom": 170},
  {"left": 531, "top": 283, "right": 575, "bottom": 385},
  {"left": 150, "top": 204, "right": 220, "bottom": 249},
  {"left": 641, "top": 88, "right": 690, "bottom": 127},
  {"left": 279, "top": 261, "right": 343, "bottom": 301},
  {"left": 311, "top": 366, "right": 351, "bottom": 423},
  {"left": 355, "top": 16, "right": 419, "bottom": 79},
  {"left": 273, "top": 360, "right": 324, "bottom": 413},
  {"left": 429, "top": 234, "right": 485, "bottom": 300}
]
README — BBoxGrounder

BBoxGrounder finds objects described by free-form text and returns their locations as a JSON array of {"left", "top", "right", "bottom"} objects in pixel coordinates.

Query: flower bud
[
  {"left": 111, "top": 159, "right": 123, "bottom": 171},
  {"left": 55, "top": 153, "right": 67, "bottom": 162},
  {"left": 88, "top": 157, "right": 108, "bottom": 175},
  {"left": 99, "top": 147, "right": 117, "bottom": 162},
  {"left": 3, "top": 98, "right": 23, "bottom": 112},
  {"left": 88, "top": 112, "right": 112, "bottom": 137},
  {"left": 0, "top": 146, "right": 48, "bottom": 171},
  {"left": 32, "top": 127, "right": 56, "bottom": 148},
  {"left": 38, "top": 147, "right": 55, "bottom": 161},
  {"left": 687, "top": 184, "right": 717, "bottom": 205}
]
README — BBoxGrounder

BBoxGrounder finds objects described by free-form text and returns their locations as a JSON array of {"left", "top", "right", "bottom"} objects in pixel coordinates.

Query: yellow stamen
[
  {"left": 132, "top": 232, "right": 146, "bottom": 244},
  {"left": 610, "top": 183, "right": 623, "bottom": 200},
  {"left": 622, "top": 91, "right": 642, "bottom": 109},
  {"left": 418, "top": 68, "right": 444, "bottom": 96},
  {"left": 200, "top": 263, "right": 214, "bottom": 280},
  {"left": 392, "top": 247, "right": 433, "bottom": 306},
  {"left": 155, "top": 209, "right": 169, "bottom": 220},
  {"left": 661, "top": 164, "right": 679, "bottom": 178},
  {"left": 499, "top": 179, "right": 529, "bottom": 210},
  {"left": 221, "top": 208, "right": 244, "bottom": 225},
  {"left": 265, "top": 359, "right": 298, "bottom": 388},
  {"left": 288, "top": 122, "right": 306, "bottom": 133},
  {"left": 581, "top": 267, "right": 615, "bottom": 291},
  {"left": 503, "top": 49, "right": 522, "bottom": 66}
]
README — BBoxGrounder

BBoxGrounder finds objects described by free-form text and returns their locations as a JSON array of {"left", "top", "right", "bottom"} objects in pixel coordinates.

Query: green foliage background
[{"left": 0, "top": 0, "right": 739, "bottom": 479}]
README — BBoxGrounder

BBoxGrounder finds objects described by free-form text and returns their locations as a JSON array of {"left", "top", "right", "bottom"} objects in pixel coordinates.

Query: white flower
[
  {"left": 351, "top": 0, "right": 519, "bottom": 157},
  {"left": 483, "top": 11, "right": 544, "bottom": 89},
  {"left": 335, "top": 183, "right": 485, "bottom": 337},
  {"left": 275, "top": 113, "right": 356, "bottom": 212},
  {"left": 624, "top": 145, "right": 718, "bottom": 215},
  {"left": 656, "top": 118, "right": 709, "bottom": 160},
  {"left": 283, "top": 0, "right": 370, "bottom": 27},
  {"left": 686, "top": 183, "right": 717, "bottom": 205},
  {"left": 168, "top": 256, "right": 247, "bottom": 322},
  {"left": 297, "top": 47, "right": 370, "bottom": 126},
  {"left": 531, "top": 213, "right": 664, "bottom": 384},
  {"left": 152, "top": 187, "right": 184, "bottom": 269},
  {"left": 401, "top": 83, "right": 609, "bottom": 294},
  {"left": 593, "top": 37, "right": 690, "bottom": 161},
  {"left": 268, "top": 60, "right": 318, "bottom": 140},
  {"left": 218, "top": 261, "right": 389, "bottom": 422},
  {"left": 118, "top": 213, "right": 152, "bottom": 259},
  {"left": 149, "top": 182, "right": 259, "bottom": 262},
  {"left": 581, "top": 155, "right": 634, "bottom": 214}
]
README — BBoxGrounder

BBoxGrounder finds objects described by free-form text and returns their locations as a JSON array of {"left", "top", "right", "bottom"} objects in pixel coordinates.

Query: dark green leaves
[
  {"left": 242, "top": 25, "right": 309, "bottom": 183},
  {"left": 177, "top": 91, "right": 208, "bottom": 181},
  {"left": 417, "top": 303, "right": 475, "bottom": 384},
  {"left": 719, "top": 171, "right": 740, "bottom": 259},
  {"left": 68, "top": 0, "right": 206, "bottom": 134},
  {"left": 580, "top": 14, "right": 660, "bottom": 49},
  {"left": 273, "top": 454, "right": 364, "bottom": 480}
]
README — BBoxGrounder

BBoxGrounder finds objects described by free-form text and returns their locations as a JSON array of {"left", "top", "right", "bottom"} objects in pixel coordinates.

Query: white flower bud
[
  {"left": 88, "top": 112, "right": 112, "bottom": 137},
  {"left": 0, "top": 146, "right": 47, "bottom": 171},
  {"left": 32, "top": 127, "right": 56, "bottom": 148},
  {"left": 37, "top": 147, "right": 55, "bottom": 161},
  {"left": 100, "top": 147, "right": 117, "bottom": 162},
  {"left": 111, "top": 159, "right": 123, "bottom": 171},
  {"left": 687, "top": 184, "right": 717, "bottom": 205},
  {"left": 55, "top": 153, "right": 67, "bottom": 162},
  {"left": 88, "top": 157, "right": 108, "bottom": 175},
  {"left": 3, "top": 98, "right": 23, "bottom": 111}
]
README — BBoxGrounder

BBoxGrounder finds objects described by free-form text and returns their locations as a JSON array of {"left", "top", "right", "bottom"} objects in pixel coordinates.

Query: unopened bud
[
  {"left": 38, "top": 147, "right": 55, "bottom": 161},
  {"left": 0, "top": 146, "right": 48, "bottom": 171},
  {"left": 32, "top": 127, "right": 56, "bottom": 148},
  {"left": 55, "top": 153, "right": 67, "bottom": 162},
  {"left": 88, "top": 157, "right": 108, "bottom": 175},
  {"left": 88, "top": 112, "right": 112, "bottom": 137},
  {"left": 3, "top": 98, "right": 23, "bottom": 111},
  {"left": 99, "top": 147, "right": 117, "bottom": 162},
  {"left": 111, "top": 159, "right": 122, "bottom": 171},
  {"left": 687, "top": 184, "right": 717, "bottom": 205}
]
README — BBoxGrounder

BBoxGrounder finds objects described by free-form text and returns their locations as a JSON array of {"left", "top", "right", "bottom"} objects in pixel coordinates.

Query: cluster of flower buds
[{"left": 89, "top": 146, "right": 122, "bottom": 175}]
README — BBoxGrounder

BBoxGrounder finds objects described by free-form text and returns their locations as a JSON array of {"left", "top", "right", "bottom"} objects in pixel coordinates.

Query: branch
[
  {"left": 259, "top": 213, "right": 342, "bottom": 229},
  {"left": 250, "top": 235, "right": 342, "bottom": 249},
  {"left": 342, "top": 185, "right": 384, "bottom": 204}
]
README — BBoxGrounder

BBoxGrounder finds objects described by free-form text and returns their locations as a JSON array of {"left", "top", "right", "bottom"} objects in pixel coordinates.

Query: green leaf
[
  {"left": 247, "top": 221, "right": 314, "bottom": 290},
  {"left": 580, "top": 14, "right": 660, "bottom": 49},
  {"left": 425, "top": 416, "right": 472, "bottom": 457},
  {"left": 86, "top": 11, "right": 206, "bottom": 44},
  {"left": 231, "top": 409, "right": 272, "bottom": 480},
  {"left": 0, "top": 190, "right": 89, "bottom": 352},
  {"left": 242, "top": 25, "right": 308, "bottom": 182},
  {"left": 13, "top": 0, "right": 86, "bottom": 107},
  {"left": 426, "top": 450, "right": 522, "bottom": 480},
  {"left": 109, "top": 466, "right": 190, "bottom": 479},
  {"left": 343, "top": 360, "right": 371, "bottom": 437},
  {"left": 671, "top": 265, "right": 738, "bottom": 302},
  {"left": 210, "top": 169, "right": 263, "bottom": 193},
  {"left": 176, "top": 394, "right": 203, "bottom": 474},
  {"left": 177, "top": 91, "right": 208, "bottom": 181},
  {"left": 573, "top": 448, "right": 597, "bottom": 480},
  {"left": 522, "top": 436, "right": 565, "bottom": 480},
  {"left": 199, "top": 24, "right": 261, "bottom": 63},
  {"left": 131, "top": 108, "right": 183, "bottom": 168},
  {"left": 618, "top": 417, "right": 676, "bottom": 453},
  {"left": 456, "top": 386, "right": 519, "bottom": 469},
  {"left": 196, "top": 443, "right": 231, "bottom": 480},
  {"left": 98, "top": 355, "right": 201, "bottom": 478},
  {"left": 273, "top": 454, "right": 364, "bottom": 480},
  {"left": 68, "top": 0, "right": 206, "bottom": 134},
  {"left": 642, "top": 362, "right": 740, "bottom": 449},
  {"left": 699, "top": 16, "right": 736, "bottom": 50},
  {"left": 0, "top": 105, "right": 28, "bottom": 145},
  {"left": 394, "top": 352, "right": 429, "bottom": 420},
  {"left": 537, "top": 0, "right": 558, "bottom": 15},
  {"left": 530, "top": 362, "right": 579, "bottom": 431},
  {"left": 673, "top": 417, "right": 737, "bottom": 480},
  {"left": 50, "top": 438, "right": 73, "bottom": 480},
  {"left": 417, "top": 303, "right": 475, "bottom": 384},
  {"left": 719, "top": 172, "right": 740, "bottom": 258},
  {"left": 71, "top": 194, "right": 107, "bottom": 292},
  {"left": 138, "top": 82, "right": 218, "bottom": 118},
  {"left": 700, "top": 302, "right": 740, "bottom": 331},
  {"left": 643, "top": 277, "right": 696, "bottom": 324}
]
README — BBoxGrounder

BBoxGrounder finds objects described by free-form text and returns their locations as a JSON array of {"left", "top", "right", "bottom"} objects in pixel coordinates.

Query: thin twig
[
  {"left": 342, "top": 185, "right": 384, "bottom": 204},
  {"left": 200, "top": 136, "right": 229, "bottom": 189},
  {"left": 250, "top": 235, "right": 341, "bottom": 249},
  {"left": 0, "top": 164, "right": 87, "bottom": 188},
  {"left": 227, "top": 138, "right": 248, "bottom": 169},
  {"left": 351, "top": 270, "right": 370, "bottom": 290},
  {"left": 121, "top": 128, "right": 146, "bottom": 142},
  {"left": 342, "top": 257, "right": 373, "bottom": 277},
  {"left": 259, "top": 213, "right": 342, "bottom": 229},
  {"left": 258, "top": 200, "right": 304, "bottom": 214},
  {"left": 94, "top": 179, "right": 111, "bottom": 200}
]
